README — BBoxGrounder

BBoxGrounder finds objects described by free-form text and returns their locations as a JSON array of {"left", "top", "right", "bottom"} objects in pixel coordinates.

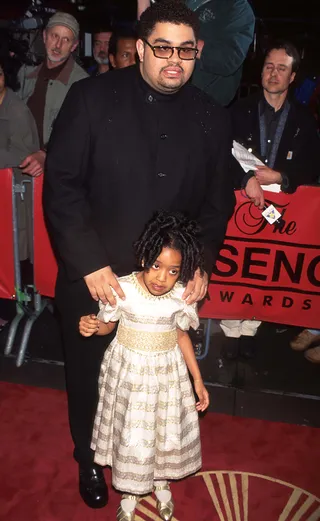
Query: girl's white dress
[{"left": 91, "top": 272, "right": 202, "bottom": 495}]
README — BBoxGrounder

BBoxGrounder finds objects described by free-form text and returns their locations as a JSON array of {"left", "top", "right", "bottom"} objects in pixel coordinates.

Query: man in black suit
[
  {"left": 233, "top": 40, "right": 320, "bottom": 208},
  {"left": 221, "top": 41, "right": 320, "bottom": 360},
  {"left": 43, "top": 0, "right": 235, "bottom": 509}
]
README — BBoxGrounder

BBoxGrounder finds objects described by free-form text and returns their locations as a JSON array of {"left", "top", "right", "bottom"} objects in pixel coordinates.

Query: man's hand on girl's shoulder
[
  {"left": 182, "top": 269, "right": 208, "bottom": 304},
  {"left": 84, "top": 266, "right": 126, "bottom": 306}
]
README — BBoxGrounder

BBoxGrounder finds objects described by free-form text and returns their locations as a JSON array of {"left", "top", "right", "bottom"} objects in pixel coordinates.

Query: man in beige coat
[{"left": 17, "top": 11, "right": 88, "bottom": 177}]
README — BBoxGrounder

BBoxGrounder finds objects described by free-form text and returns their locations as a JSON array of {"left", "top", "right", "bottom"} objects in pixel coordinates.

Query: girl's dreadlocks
[{"left": 134, "top": 211, "right": 204, "bottom": 285}]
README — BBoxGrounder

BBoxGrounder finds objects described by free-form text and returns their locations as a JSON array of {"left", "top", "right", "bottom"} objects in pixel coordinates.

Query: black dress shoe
[
  {"left": 79, "top": 464, "right": 108, "bottom": 508},
  {"left": 239, "top": 335, "right": 257, "bottom": 359},
  {"left": 222, "top": 337, "right": 239, "bottom": 360}
]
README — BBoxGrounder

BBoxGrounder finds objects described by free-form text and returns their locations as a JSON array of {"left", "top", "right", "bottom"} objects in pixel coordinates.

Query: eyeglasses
[{"left": 143, "top": 39, "right": 198, "bottom": 61}]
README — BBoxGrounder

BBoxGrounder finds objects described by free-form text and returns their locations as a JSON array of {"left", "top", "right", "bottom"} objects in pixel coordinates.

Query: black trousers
[{"left": 55, "top": 270, "right": 115, "bottom": 467}]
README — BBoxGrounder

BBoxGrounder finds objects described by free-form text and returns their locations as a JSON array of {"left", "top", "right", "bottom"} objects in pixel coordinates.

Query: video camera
[
  {"left": 0, "top": 1, "right": 55, "bottom": 66},
  {"left": 0, "top": 1, "right": 55, "bottom": 32}
]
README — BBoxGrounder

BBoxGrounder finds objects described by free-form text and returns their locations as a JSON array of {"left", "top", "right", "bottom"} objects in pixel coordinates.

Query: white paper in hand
[
  {"left": 232, "top": 140, "right": 281, "bottom": 193},
  {"left": 232, "top": 140, "right": 264, "bottom": 173}
]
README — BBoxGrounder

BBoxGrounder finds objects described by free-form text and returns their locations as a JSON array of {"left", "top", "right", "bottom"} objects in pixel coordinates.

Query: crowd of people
[{"left": 1, "top": 0, "right": 320, "bottom": 519}]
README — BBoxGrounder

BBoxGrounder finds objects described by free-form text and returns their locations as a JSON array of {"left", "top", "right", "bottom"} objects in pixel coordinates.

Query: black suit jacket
[
  {"left": 230, "top": 92, "right": 320, "bottom": 192},
  {"left": 44, "top": 66, "right": 235, "bottom": 282}
]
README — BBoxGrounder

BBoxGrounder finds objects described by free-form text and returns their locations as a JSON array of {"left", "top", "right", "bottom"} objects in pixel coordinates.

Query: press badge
[
  {"left": 286, "top": 151, "right": 293, "bottom": 160},
  {"left": 262, "top": 204, "right": 282, "bottom": 225}
]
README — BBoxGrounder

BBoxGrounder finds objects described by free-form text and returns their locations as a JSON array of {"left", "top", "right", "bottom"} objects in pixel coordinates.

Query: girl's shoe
[
  {"left": 116, "top": 494, "right": 139, "bottom": 521},
  {"left": 153, "top": 483, "right": 174, "bottom": 521}
]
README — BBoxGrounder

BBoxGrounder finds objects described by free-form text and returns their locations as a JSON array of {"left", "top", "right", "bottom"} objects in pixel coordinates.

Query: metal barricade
[
  {"left": 0, "top": 169, "right": 208, "bottom": 365},
  {"left": 1, "top": 169, "right": 53, "bottom": 366}
]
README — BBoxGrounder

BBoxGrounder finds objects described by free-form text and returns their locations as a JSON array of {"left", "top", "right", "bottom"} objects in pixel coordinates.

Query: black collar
[
  {"left": 260, "top": 94, "right": 286, "bottom": 118},
  {"left": 136, "top": 66, "right": 183, "bottom": 104}
]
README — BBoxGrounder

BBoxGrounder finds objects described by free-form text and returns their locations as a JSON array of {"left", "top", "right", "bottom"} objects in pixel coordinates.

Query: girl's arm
[
  {"left": 79, "top": 314, "right": 117, "bottom": 337},
  {"left": 177, "top": 328, "right": 202, "bottom": 381},
  {"left": 177, "top": 328, "right": 209, "bottom": 411}
]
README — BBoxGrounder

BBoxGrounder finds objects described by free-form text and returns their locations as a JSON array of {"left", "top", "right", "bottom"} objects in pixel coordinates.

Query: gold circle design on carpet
[{"left": 135, "top": 471, "right": 320, "bottom": 521}]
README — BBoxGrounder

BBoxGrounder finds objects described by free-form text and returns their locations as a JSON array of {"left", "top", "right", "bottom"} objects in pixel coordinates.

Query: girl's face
[{"left": 140, "top": 246, "right": 182, "bottom": 296}]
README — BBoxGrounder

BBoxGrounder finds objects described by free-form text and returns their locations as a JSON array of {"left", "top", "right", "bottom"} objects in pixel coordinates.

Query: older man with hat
[{"left": 17, "top": 11, "right": 88, "bottom": 177}]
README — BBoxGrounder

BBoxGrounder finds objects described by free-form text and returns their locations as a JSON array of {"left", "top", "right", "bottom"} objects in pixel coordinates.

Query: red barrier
[
  {"left": 33, "top": 175, "right": 57, "bottom": 297},
  {"left": 200, "top": 186, "right": 320, "bottom": 329},
  {"left": 0, "top": 169, "right": 15, "bottom": 300},
  {"left": 31, "top": 180, "right": 320, "bottom": 328}
]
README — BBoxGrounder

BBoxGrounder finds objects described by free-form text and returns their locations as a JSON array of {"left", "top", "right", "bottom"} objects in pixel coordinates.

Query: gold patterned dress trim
[
  {"left": 131, "top": 272, "right": 182, "bottom": 301},
  {"left": 117, "top": 325, "right": 177, "bottom": 352},
  {"left": 123, "top": 311, "right": 172, "bottom": 325}
]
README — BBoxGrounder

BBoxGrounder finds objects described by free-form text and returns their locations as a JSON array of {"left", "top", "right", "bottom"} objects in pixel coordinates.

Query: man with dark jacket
[
  {"left": 221, "top": 41, "right": 320, "bottom": 360},
  {"left": 43, "top": 0, "right": 235, "bottom": 510},
  {"left": 233, "top": 41, "right": 320, "bottom": 198},
  {"left": 138, "top": 0, "right": 255, "bottom": 106}
]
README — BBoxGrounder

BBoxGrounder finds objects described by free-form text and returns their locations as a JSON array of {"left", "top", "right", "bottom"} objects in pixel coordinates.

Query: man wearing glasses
[
  {"left": 138, "top": 0, "right": 255, "bottom": 106},
  {"left": 44, "top": 0, "right": 235, "bottom": 510}
]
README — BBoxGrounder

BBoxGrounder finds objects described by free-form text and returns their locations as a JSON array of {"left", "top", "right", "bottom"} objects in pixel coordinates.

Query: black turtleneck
[{"left": 45, "top": 65, "right": 235, "bottom": 280}]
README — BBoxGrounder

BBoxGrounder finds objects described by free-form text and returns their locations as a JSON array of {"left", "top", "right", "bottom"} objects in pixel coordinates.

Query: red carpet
[{"left": 1, "top": 382, "right": 319, "bottom": 521}]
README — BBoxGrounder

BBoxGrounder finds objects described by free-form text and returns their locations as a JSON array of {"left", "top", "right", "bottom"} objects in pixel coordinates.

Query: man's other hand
[{"left": 182, "top": 268, "right": 208, "bottom": 305}]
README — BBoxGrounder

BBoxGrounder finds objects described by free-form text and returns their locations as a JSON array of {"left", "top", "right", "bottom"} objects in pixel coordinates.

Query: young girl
[{"left": 79, "top": 211, "right": 209, "bottom": 521}]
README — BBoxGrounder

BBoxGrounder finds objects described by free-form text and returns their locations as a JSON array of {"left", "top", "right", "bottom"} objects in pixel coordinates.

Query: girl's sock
[
  {"left": 121, "top": 495, "right": 138, "bottom": 512},
  {"left": 154, "top": 480, "right": 172, "bottom": 503}
]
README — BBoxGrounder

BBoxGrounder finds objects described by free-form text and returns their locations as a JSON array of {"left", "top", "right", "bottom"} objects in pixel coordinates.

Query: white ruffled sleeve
[
  {"left": 175, "top": 301, "right": 199, "bottom": 331},
  {"left": 97, "top": 294, "right": 122, "bottom": 324}
]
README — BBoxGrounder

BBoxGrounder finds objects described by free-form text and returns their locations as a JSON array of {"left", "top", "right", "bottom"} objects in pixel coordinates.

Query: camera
[{"left": 0, "top": 1, "right": 56, "bottom": 66}]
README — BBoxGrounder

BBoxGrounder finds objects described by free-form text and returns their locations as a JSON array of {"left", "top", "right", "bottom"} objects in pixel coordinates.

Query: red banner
[
  {"left": 200, "top": 186, "right": 320, "bottom": 329},
  {"left": 0, "top": 169, "right": 15, "bottom": 300},
  {"left": 23, "top": 177, "right": 320, "bottom": 328},
  {"left": 33, "top": 175, "right": 58, "bottom": 298}
]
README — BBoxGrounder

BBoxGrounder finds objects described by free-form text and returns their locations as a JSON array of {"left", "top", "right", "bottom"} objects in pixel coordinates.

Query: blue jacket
[{"left": 188, "top": 0, "right": 255, "bottom": 106}]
